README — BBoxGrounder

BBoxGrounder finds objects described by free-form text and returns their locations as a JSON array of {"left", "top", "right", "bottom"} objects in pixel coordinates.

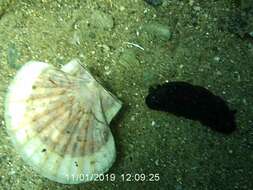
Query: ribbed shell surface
[{"left": 4, "top": 60, "right": 121, "bottom": 184}]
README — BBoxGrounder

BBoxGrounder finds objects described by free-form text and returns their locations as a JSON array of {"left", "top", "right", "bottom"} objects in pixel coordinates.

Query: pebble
[
  {"left": 193, "top": 6, "right": 201, "bottom": 11},
  {"left": 7, "top": 43, "right": 20, "bottom": 69},
  {"left": 1, "top": 120, "right": 5, "bottom": 127},
  {"left": 179, "top": 64, "right": 184, "bottom": 69},
  {"left": 9, "top": 170, "right": 16, "bottom": 175},
  {"left": 99, "top": 44, "right": 110, "bottom": 52},
  {"left": 216, "top": 70, "right": 222, "bottom": 76},
  {"left": 214, "top": 56, "right": 220, "bottom": 62},
  {"left": 119, "top": 6, "right": 125, "bottom": 11},
  {"left": 89, "top": 10, "right": 114, "bottom": 30},
  {"left": 143, "top": 22, "right": 172, "bottom": 41},
  {"left": 144, "top": 0, "right": 163, "bottom": 7},
  {"left": 189, "top": 0, "right": 194, "bottom": 6},
  {"left": 104, "top": 65, "right": 111, "bottom": 75},
  {"left": 119, "top": 49, "right": 139, "bottom": 65},
  {"left": 242, "top": 98, "right": 247, "bottom": 105},
  {"left": 143, "top": 70, "right": 156, "bottom": 85}
]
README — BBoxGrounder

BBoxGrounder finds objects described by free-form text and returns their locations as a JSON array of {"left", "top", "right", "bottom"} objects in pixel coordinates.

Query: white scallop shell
[{"left": 4, "top": 59, "right": 122, "bottom": 184}]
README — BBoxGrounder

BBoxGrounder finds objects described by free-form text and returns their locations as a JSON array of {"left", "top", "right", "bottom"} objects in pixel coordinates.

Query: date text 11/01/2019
[{"left": 66, "top": 173, "right": 160, "bottom": 182}]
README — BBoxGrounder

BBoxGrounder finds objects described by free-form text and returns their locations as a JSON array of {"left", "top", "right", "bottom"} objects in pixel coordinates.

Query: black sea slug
[{"left": 145, "top": 81, "right": 236, "bottom": 134}]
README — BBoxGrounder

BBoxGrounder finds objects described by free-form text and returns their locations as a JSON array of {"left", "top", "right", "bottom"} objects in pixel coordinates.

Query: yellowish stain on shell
[{"left": 4, "top": 59, "right": 122, "bottom": 184}]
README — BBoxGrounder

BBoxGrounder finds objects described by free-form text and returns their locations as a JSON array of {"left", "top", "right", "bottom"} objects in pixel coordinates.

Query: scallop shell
[{"left": 4, "top": 59, "right": 122, "bottom": 184}]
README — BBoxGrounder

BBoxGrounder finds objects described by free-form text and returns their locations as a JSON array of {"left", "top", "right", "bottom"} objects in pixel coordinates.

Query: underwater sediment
[{"left": 0, "top": 0, "right": 252, "bottom": 189}]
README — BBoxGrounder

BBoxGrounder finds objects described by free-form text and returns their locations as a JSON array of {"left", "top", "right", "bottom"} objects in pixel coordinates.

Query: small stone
[
  {"left": 9, "top": 170, "right": 16, "bottom": 175},
  {"left": 214, "top": 56, "right": 220, "bottom": 62},
  {"left": 89, "top": 10, "right": 114, "bottom": 30},
  {"left": 151, "top": 121, "right": 155, "bottom": 126},
  {"left": 105, "top": 70, "right": 111, "bottom": 75},
  {"left": 119, "top": 49, "right": 139, "bottom": 65},
  {"left": 242, "top": 98, "right": 247, "bottom": 105},
  {"left": 145, "top": 0, "right": 163, "bottom": 7},
  {"left": 100, "top": 44, "right": 110, "bottom": 52},
  {"left": 143, "top": 71, "right": 156, "bottom": 85},
  {"left": 193, "top": 6, "right": 201, "bottom": 11},
  {"left": 104, "top": 65, "right": 109, "bottom": 70},
  {"left": 189, "top": 0, "right": 194, "bottom": 6},
  {"left": 216, "top": 71, "right": 222, "bottom": 75},
  {"left": 143, "top": 22, "right": 172, "bottom": 41},
  {"left": 70, "top": 31, "right": 81, "bottom": 46},
  {"left": 119, "top": 6, "right": 125, "bottom": 11},
  {"left": 7, "top": 42, "right": 20, "bottom": 69}
]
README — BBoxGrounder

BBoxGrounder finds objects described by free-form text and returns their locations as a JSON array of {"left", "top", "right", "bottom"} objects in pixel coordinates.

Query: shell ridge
[{"left": 5, "top": 59, "right": 121, "bottom": 184}]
